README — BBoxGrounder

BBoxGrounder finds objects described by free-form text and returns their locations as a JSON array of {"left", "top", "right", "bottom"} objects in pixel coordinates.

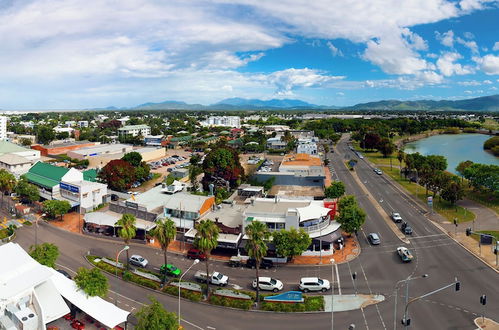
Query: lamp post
[
  {"left": 330, "top": 258, "right": 335, "bottom": 330},
  {"left": 179, "top": 259, "right": 199, "bottom": 328},
  {"left": 115, "top": 246, "right": 129, "bottom": 305},
  {"left": 393, "top": 274, "right": 428, "bottom": 330},
  {"left": 35, "top": 213, "right": 46, "bottom": 246}
]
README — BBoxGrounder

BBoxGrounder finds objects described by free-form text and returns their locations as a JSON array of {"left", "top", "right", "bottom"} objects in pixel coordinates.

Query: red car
[{"left": 187, "top": 248, "right": 207, "bottom": 260}]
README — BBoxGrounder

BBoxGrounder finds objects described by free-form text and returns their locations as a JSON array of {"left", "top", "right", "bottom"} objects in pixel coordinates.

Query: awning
[
  {"left": 49, "top": 269, "right": 129, "bottom": 329},
  {"left": 33, "top": 278, "right": 70, "bottom": 324},
  {"left": 297, "top": 204, "right": 332, "bottom": 221},
  {"left": 135, "top": 218, "right": 157, "bottom": 231},
  {"left": 314, "top": 230, "right": 342, "bottom": 243},
  {"left": 84, "top": 212, "right": 118, "bottom": 227}
]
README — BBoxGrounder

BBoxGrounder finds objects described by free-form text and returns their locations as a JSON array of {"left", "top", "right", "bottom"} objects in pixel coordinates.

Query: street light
[
  {"left": 393, "top": 274, "right": 428, "bottom": 330},
  {"left": 330, "top": 258, "right": 335, "bottom": 330},
  {"left": 178, "top": 259, "right": 199, "bottom": 328},
  {"left": 35, "top": 213, "right": 46, "bottom": 246},
  {"left": 115, "top": 246, "right": 129, "bottom": 305}
]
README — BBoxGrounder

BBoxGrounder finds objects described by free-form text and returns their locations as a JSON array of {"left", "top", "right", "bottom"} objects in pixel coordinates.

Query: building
[
  {"left": 264, "top": 125, "right": 289, "bottom": 134},
  {"left": 117, "top": 124, "right": 151, "bottom": 137},
  {"left": 162, "top": 192, "right": 215, "bottom": 229},
  {"left": 278, "top": 153, "right": 324, "bottom": 177},
  {"left": 296, "top": 139, "right": 318, "bottom": 155},
  {"left": 67, "top": 143, "right": 133, "bottom": 160},
  {"left": 0, "top": 242, "right": 129, "bottom": 330},
  {"left": 31, "top": 141, "right": 96, "bottom": 156},
  {"left": 78, "top": 120, "right": 89, "bottom": 128},
  {"left": 202, "top": 116, "right": 241, "bottom": 128},
  {"left": 0, "top": 116, "right": 7, "bottom": 140},
  {"left": 24, "top": 162, "right": 107, "bottom": 212},
  {"left": 54, "top": 126, "right": 74, "bottom": 135},
  {"left": 266, "top": 137, "right": 287, "bottom": 150},
  {"left": 144, "top": 135, "right": 164, "bottom": 146},
  {"left": 0, "top": 141, "right": 41, "bottom": 177}
]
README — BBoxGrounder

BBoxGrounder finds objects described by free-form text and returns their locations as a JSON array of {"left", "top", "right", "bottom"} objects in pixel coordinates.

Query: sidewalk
[
  {"left": 290, "top": 234, "right": 360, "bottom": 265},
  {"left": 323, "top": 294, "right": 385, "bottom": 312}
]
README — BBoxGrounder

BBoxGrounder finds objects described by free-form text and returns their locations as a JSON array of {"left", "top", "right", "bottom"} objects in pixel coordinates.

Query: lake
[{"left": 404, "top": 133, "right": 499, "bottom": 175}]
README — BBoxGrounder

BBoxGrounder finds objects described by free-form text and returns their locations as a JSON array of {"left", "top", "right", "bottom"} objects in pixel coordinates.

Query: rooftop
[
  {"left": 0, "top": 140, "right": 30, "bottom": 155},
  {"left": 0, "top": 153, "right": 31, "bottom": 165},
  {"left": 245, "top": 198, "right": 310, "bottom": 216},
  {"left": 25, "top": 161, "right": 69, "bottom": 188},
  {"left": 118, "top": 124, "right": 150, "bottom": 131},
  {"left": 281, "top": 153, "right": 322, "bottom": 166},
  {"left": 40, "top": 140, "right": 92, "bottom": 149}
]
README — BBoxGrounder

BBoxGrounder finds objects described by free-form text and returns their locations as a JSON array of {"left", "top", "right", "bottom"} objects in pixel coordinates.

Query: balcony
[{"left": 300, "top": 219, "right": 330, "bottom": 233}]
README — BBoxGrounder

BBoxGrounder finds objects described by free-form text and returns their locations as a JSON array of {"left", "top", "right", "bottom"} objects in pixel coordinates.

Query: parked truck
[{"left": 194, "top": 271, "right": 229, "bottom": 286}]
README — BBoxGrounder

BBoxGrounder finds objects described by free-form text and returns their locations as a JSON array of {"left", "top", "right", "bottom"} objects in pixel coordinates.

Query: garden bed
[{"left": 260, "top": 295, "right": 324, "bottom": 312}]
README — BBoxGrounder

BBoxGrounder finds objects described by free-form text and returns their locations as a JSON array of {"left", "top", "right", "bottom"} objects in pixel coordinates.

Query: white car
[
  {"left": 299, "top": 277, "right": 330, "bottom": 292},
  {"left": 391, "top": 212, "right": 403, "bottom": 223},
  {"left": 252, "top": 277, "right": 283, "bottom": 292},
  {"left": 374, "top": 168, "right": 383, "bottom": 175},
  {"left": 129, "top": 255, "right": 148, "bottom": 268}
]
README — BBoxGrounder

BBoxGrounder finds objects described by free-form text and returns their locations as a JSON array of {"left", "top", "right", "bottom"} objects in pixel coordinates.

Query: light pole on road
[
  {"left": 393, "top": 274, "right": 428, "bottom": 330},
  {"left": 179, "top": 259, "right": 199, "bottom": 328},
  {"left": 115, "top": 245, "right": 129, "bottom": 306}
]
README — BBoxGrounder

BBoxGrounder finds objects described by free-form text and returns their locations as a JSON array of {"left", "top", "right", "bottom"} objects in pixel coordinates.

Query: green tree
[
  {"left": 338, "top": 195, "right": 356, "bottom": 210},
  {"left": 202, "top": 146, "right": 245, "bottom": 191},
  {"left": 122, "top": 152, "right": 143, "bottom": 167},
  {"left": 194, "top": 219, "right": 220, "bottom": 296},
  {"left": 15, "top": 178, "right": 40, "bottom": 204},
  {"left": 116, "top": 214, "right": 136, "bottom": 267},
  {"left": 136, "top": 296, "right": 178, "bottom": 330},
  {"left": 441, "top": 179, "right": 465, "bottom": 205},
  {"left": 36, "top": 126, "right": 55, "bottom": 144},
  {"left": 188, "top": 165, "right": 203, "bottom": 191},
  {"left": 336, "top": 205, "right": 366, "bottom": 235},
  {"left": 0, "top": 170, "right": 16, "bottom": 207},
  {"left": 74, "top": 267, "right": 109, "bottom": 297},
  {"left": 42, "top": 199, "right": 71, "bottom": 220},
  {"left": 244, "top": 220, "right": 271, "bottom": 305},
  {"left": 151, "top": 218, "right": 176, "bottom": 284},
  {"left": 135, "top": 162, "right": 151, "bottom": 181},
  {"left": 397, "top": 149, "right": 405, "bottom": 175},
  {"left": 272, "top": 228, "right": 311, "bottom": 261},
  {"left": 20, "top": 138, "right": 32, "bottom": 146},
  {"left": 29, "top": 243, "right": 59, "bottom": 268},
  {"left": 456, "top": 160, "right": 473, "bottom": 182},
  {"left": 377, "top": 137, "right": 395, "bottom": 158},
  {"left": 324, "top": 181, "right": 346, "bottom": 199}
]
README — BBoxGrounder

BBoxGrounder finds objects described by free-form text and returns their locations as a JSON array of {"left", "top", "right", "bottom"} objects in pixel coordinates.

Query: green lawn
[
  {"left": 463, "top": 186, "right": 499, "bottom": 214},
  {"left": 383, "top": 167, "right": 475, "bottom": 223}
]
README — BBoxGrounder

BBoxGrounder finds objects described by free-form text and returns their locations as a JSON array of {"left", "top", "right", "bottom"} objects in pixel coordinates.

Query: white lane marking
[
  {"left": 335, "top": 264, "right": 341, "bottom": 295},
  {"left": 409, "top": 234, "right": 447, "bottom": 239},
  {"left": 360, "top": 307, "right": 369, "bottom": 330},
  {"left": 207, "top": 326, "right": 216, "bottom": 330},
  {"left": 182, "top": 319, "right": 204, "bottom": 330}
]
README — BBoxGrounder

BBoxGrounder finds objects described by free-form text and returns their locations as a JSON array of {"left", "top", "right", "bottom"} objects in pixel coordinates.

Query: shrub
[
  {"left": 260, "top": 296, "right": 324, "bottom": 312},
  {"left": 209, "top": 295, "right": 253, "bottom": 310},
  {"left": 122, "top": 271, "right": 133, "bottom": 282},
  {"left": 163, "top": 286, "right": 202, "bottom": 302}
]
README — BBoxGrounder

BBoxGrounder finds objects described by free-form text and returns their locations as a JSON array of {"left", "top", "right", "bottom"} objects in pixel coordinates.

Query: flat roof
[
  {"left": 0, "top": 140, "right": 30, "bottom": 155},
  {"left": 0, "top": 153, "right": 31, "bottom": 165},
  {"left": 245, "top": 198, "right": 309, "bottom": 215},
  {"left": 281, "top": 153, "right": 322, "bottom": 166},
  {"left": 69, "top": 143, "right": 132, "bottom": 155},
  {"left": 118, "top": 124, "right": 150, "bottom": 130},
  {"left": 41, "top": 140, "right": 92, "bottom": 149}
]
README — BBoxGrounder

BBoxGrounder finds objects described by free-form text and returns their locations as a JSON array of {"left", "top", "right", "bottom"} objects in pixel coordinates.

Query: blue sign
[
  {"left": 264, "top": 291, "right": 304, "bottom": 303},
  {"left": 60, "top": 182, "right": 80, "bottom": 193}
]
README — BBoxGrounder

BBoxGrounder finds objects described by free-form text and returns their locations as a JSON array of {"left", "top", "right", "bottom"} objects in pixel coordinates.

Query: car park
[
  {"left": 252, "top": 277, "right": 283, "bottom": 292},
  {"left": 129, "top": 255, "right": 148, "bottom": 268},
  {"left": 160, "top": 264, "right": 182, "bottom": 277},
  {"left": 367, "top": 233, "right": 381, "bottom": 245},
  {"left": 391, "top": 212, "right": 403, "bottom": 223},
  {"left": 187, "top": 248, "right": 207, "bottom": 260},
  {"left": 299, "top": 277, "right": 330, "bottom": 292},
  {"left": 401, "top": 222, "right": 413, "bottom": 235},
  {"left": 397, "top": 247, "right": 414, "bottom": 262},
  {"left": 246, "top": 258, "right": 274, "bottom": 269}
]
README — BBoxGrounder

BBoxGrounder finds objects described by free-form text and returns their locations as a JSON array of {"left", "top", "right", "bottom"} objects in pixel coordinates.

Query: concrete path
[
  {"left": 323, "top": 294, "right": 385, "bottom": 312},
  {"left": 455, "top": 198, "right": 498, "bottom": 231}
]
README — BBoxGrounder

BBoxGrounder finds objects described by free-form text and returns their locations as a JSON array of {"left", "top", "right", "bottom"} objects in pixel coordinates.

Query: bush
[
  {"left": 122, "top": 270, "right": 133, "bottom": 282},
  {"left": 23, "top": 221, "right": 32, "bottom": 226},
  {"left": 260, "top": 296, "right": 324, "bottom": 312},
  {"left": 163, "top": 286, "right": 202, "bottom": 302},
  {"left": 209, "top": 294, "right": 253, "bottom": 310}
]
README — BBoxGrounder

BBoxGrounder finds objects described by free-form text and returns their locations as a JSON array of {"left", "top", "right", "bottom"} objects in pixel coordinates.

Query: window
[{"left": 83, "top": 193, "right": 88, "bottom": 198}]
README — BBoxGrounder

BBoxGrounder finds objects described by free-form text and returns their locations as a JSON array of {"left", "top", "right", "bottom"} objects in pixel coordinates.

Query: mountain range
[{"left": 100, "top": 94, "right": 499, "bottom": 111}]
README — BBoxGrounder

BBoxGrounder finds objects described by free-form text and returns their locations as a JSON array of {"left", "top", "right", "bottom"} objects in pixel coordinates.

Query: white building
[
  {"left": 202, "top": 116, "right": 241, "bottom": 128},
  {"left": 78, "top": 120, "right": 89, "bottom": 128},
  {"left": 54, "top": 126, "right": 74, "bottom": 134},
  {"left": 118, "top": 124, "right": 151, "bottom": 137},
  {"left": 296, "top": 138, "right": 318, "bottom": 155},
  {"left": 0, "top": 141, "right": 40, "bottom": 177},
  {"left": 0, "top": 116, "right": 7, "bottom": 140}
]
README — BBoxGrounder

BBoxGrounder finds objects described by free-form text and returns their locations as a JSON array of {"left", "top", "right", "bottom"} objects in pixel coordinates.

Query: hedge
[
  {"left": 260, "top": 296, "right": 325, "bottom": 312},
  {"left": 209, "top": 294, "right": 253, "bottom": 310},
  {"left": 163, "top": 285, "right": 203, "bottom": 302}
]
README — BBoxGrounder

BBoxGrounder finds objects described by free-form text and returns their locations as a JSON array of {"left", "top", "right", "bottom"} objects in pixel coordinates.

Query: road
[{"left": 11, "top": 135, "right": 499, "bottom": 329}]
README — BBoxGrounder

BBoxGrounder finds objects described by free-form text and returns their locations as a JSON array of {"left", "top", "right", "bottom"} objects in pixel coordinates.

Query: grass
[
  {"left": 260, "top": 295, "right": 325, "bottom": 312},
  {"left": 471, "top": 231, "right": 499, "bottom": 243},
  {"left": 462, "top": 185, "right": 499, "bottom": 214},
  {"left": 383, "top": 167, "right": 475, "bottom": 223}
]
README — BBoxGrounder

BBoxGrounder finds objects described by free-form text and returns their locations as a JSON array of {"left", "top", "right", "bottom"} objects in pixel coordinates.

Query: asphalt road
[{"left": 11, "top": 135, "right": 499, "bottom": 330}]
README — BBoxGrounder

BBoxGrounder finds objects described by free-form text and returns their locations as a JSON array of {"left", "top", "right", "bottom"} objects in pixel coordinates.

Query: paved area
[
  {"left": 324, "top": 294, "right": 385, "bottom": 312},
  {"left": 291, "top": 235, "right": 359, "bottom": 265},
  {"left": 475, "top": 317, "right": 499, "bottom": 330}
]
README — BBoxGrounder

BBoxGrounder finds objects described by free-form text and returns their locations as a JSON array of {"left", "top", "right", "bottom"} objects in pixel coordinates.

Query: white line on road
[{"left": 335, "top": 264, "right": 341, "bottom": 295}]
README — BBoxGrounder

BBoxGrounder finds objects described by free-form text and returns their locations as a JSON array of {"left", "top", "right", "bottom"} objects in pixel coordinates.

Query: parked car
[
  {"left": 110, "top": 194, "right": 119, "bottom": 201},
  {"left": 252, "top": 277, "right": 283, "bottom": 292},
  {"left": 167, "top": 168, "right": 173, "bottom": 172},
  {"left": 187, "top": 248, "right": 207, "bottom": 260},
  {"left": 246, "top": 258, "right": 274, "bottom": 269},
  {"left": 228, "top": 256, "right": 245, "bottom": 267},
  {"left": 397, "top": 247, "right": 414, "bottom": 262},
  {"left": 160, "top": 264, "right": 182, "bottom": 277},
  {"left": 391, "top": 212, "right": 403, "bottom": 223},
  {"left": 367, "top": 233, "right": 381, "bottom": 245},
  {"left": 299, "top": 277, "right": 330, "bottom": 292},
  {"left": 194, "top": 271, "right": 229, "bottom": 286},
  {"left": 401, "top": 222, "right": 413, "bottom": 235},
  {"left": 129, "top": 255, "right": 148, "bottom": 268}
]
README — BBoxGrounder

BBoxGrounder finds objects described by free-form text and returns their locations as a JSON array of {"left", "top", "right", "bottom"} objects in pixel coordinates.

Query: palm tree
[
  {"left": 116, "top": 213, "right": 136, "bottom": 268},
  {"left": 151, "top": 218, "right": 176, "bottom": 284},
  {"left": 245, "top": 220, "right": 271, "bottom": 305},
  {"left": 0, "top": 170, "right": 16, "bottom": 208},
  {"left": 194, "top": 219, "right": 219, "bottom": 297}
]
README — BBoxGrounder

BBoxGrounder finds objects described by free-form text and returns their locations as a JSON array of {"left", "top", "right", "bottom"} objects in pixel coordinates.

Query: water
[{"left": 404, "top": 134, "right": 499, "bottom": 175}]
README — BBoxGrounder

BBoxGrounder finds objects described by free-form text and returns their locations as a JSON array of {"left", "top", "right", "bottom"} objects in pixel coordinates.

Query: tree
[
  {"left": 0, "top": 170, "right": 16, "bottom": 207},
  {"left": 202, "top": 146, "right": 245, "bottom": 191},
  {"left": 377, "top": 138, "right": 395, "bottom": 158},
  {"left": 36, "top": 126, "right": 55, "bottom": 144},
  {"left": 151, "top": 218, "right": 176, "bottom": 284},
  {"left": 194, "top": 219, "right": 220, "bottom": 296},
  {"left": 116, "top": 214, "right": 136, "bottom": 267},
  {"left": 122, "top": 152, "right": 143, "bottom": 167},
  {"left": 42, "top": 199, "right": 71, "bottom": 220},
  {"left": 397, "top": 150, "right": 405, "bottom": 176},
  {"left": 15, "top": 178, "right": 39, "bottom": 204},
  {"left": 136, "top": 296, "right": 178, "bottom": 330},
  {"left": 98, "top": 159, "right": 136, "bottom": 191},
  {"left": 463, "top": 163, "right": 499, "bottom": 192},
  {"left": 189, "top": 165, "right": 203, "bottom": 191},
  {"left": 362, "top": 132, "right": 381, "bottom": 150},
  {"left": 74, "top": 267, "right": 109, "bottom": 297},
  {"left": 441, "top": 179, "right": 465, "bottom": 205},
  {"left": 324, "top": 181, "right": 345, "bottom": 199},
  {"left": 245, "top": 220, "right": 271, "bottom": 305},
  {"left": 20, "top": 138, "right": 32, "bottom": 146},
  {"left": 426, "top": 155, "right": 447, "bottom": 172},
  {"left": 135, "top": 162, "right": 151, "bottom": 182},
  {"left": 338, "top": 195, "right": 356, "bottom": 210},
  {"left": 336, "top": 205, "right": 366, "bottom": 235},
  {"left": 29, "top": 243, "right": 59, "bottom": 268},
  {"left": 456, "top": 160, "right": 473, "bottom": 182},
  {"left": 272, "top": 228, "right": 311, "bottom": 261}
]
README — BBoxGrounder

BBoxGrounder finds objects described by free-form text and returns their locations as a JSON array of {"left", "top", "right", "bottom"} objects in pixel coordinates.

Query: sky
[{"left": 0, "top": 0, "right": 498, "bottom": 109}]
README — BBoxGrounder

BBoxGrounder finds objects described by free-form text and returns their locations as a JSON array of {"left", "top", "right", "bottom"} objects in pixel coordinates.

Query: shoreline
[{"left": 394, "top": 129, "right": 443, "bottom": 149}]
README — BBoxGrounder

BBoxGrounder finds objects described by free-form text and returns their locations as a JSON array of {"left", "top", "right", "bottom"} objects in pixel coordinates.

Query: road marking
[
  {"left": 360, "top": 307, "right": 369, "bottom": 330},
  {"left": 335, "top": 264, "right": 341, "bottom": 295},
  {"left": 181, "top": 319, "right": 204, "bottom": 330},
  {"left": 408, "top": 234, "right": 447, "bottom": 239},
  {"left": 207, "top": 327, "right": 216, "bottom": 330}
]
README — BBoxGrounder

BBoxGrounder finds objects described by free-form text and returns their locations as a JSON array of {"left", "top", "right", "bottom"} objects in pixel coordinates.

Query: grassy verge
[
  {"left": 209, "top": 294, "right": 253, "bottom": 310},
  {"left": 382, "top": 167, "right": 475, "bottom": 223},
  {"left": 260, "top": 296, "right": 324, "bottom": 312},
  {"left": 163, "top": 285, "right": 203, "bottom": 302},
  {"left": 463, "top": 186, "right": 499, "bottom": 215}
]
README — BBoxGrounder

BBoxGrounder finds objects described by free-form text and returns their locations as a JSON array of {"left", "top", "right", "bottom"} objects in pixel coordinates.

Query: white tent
[
  {"left": 49, "top": 269, "right": 129, "bottom": 328},
  {"left": 297, "top": 204, "right": 332, "bottom": 222}
]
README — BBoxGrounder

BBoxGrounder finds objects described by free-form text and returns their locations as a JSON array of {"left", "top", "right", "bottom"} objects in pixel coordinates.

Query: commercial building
[
  {"left": 67, "top": 143, "right": 133, "bottom": 160},
  {"left": 278, "top": 153, "right": 324, "bottom": 177},
  {"left": 264, "top": 125, "right": 290, "bottom": 134},
  {"left": 296, "top": 139, "right": 318, "bottom": 155},
  {"left": 31, "top": 141, "right": 96, "bottom": 156},
  {"left": 118, "top": 124, "right": 151, "bottom": 137},
  {"left": 0, "top": 116, "right": 7, "bottom": 140},
  {"left": 266, "top": 137, "right": 287, "bottom": 150},
  {"left": 0, "top": 141, "right": 41, "bottom": 177},
  {"left": 144, "top": 135, "right": 164, "bottom": 146},
  {"left": 202, "top": 116, "right": 241, "bottom": 128}
]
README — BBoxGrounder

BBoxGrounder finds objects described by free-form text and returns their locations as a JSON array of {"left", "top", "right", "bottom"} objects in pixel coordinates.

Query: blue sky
[{"left": 0, "top": 0, "right": 498, "bottom": 109}]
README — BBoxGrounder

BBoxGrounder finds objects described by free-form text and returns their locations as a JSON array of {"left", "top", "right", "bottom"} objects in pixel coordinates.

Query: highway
[{"left": 11, "top": 135, "right": 499, "bottom": 329}]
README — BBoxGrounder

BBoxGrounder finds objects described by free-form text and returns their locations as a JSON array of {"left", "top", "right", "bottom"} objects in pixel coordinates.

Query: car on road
[
  {"left": 299, "top": 277, "right": 330, "bottom": 292},
  {"left": 391, "top": 212, "right": 403, "bottom": 223},
  {"left": 367, "top": 233, "right": 381, "bottom": 245},
  {"left": 246, "top": 258, "right": 274, "bottom": 269},
  {"left": 187, "top": 248, "right": 207, "bottom": 260},
  {"left": 110, "top": 194, "right": 119, "bottom": 201},
  {"left": 194, "top": 270, "right": 229, "bottom": 286},
  {"left": 401, "top": 222, "right": 413, "bottom": 235},
  {"left": 373, "top": 168, "right": 383, "bottom": 175},
  {"left": 129, "top": 255, "right": 148, "bottom": 268},
  {"left": 397, "top": 247, "right": 414, "bottom": 262},
  {"left": 160, "top": 264, "right": 182, "bottom": 277},
  {"left": 252, "top": 277, "right": 283, "bottom": 292}
]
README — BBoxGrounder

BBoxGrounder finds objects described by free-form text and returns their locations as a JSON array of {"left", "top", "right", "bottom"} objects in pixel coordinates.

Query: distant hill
[
  {"left": 347, "top": 95, "right": 499, "bottom": 111},
  {"left": 214, "top": 97, "right": 324, "bottom": 109}
]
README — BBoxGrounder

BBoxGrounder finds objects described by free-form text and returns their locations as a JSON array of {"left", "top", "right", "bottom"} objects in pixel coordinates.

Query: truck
[{"left": 194, "top": 271, "right": 229, "bottom": 286}]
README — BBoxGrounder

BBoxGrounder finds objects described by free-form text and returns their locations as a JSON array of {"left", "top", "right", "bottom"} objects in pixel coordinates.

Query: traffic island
[
  {"left": 474, "top": 317, "right": 499, "bottom": 329},
  {"left": 323, "top": 294, "right": 385, "bottom": 312}
]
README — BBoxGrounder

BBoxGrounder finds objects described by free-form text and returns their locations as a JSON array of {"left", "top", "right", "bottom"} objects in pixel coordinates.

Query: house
[
  {"left": 117, "top": 124, "right": 151, "bottom": 137},
  {"left": 201, "top": 116, "right": 241, "bottom": 128},
  {"left": 0, "top": 141, "right": 40, "bottom": 177},
  {"left": 266, "top": 137, "right": 287, "bottom": 150}
]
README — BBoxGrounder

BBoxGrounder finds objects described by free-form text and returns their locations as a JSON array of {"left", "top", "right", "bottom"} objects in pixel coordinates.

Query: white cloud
[
  {"left": 483, "top": 79, "right": 493, "bottom": 84},
  {"left": 463, "top": 32, "right": 475, "bottom": 39},
  {"left": 458, "top": 80, "right": 482, "bottom": 86},
  {"left": 493, "top": 42, "right": 499, "bottom": 51},
  {"left": 436, "top": 52, "right": 474, "bottom": 76},
  {"left": 264, "top": 68, "right": 345, "bottom": 94},
  {"left": 326, "top": 41, "right": 343, "bottom": 57},
  {"left": 490, "top": 86, "right": 498, "bottom": 91},
  {"left": 476, "top": 54, "right": 499, "bottom": 75},
  {"left": 456, "top": 37, "right": 479, "bottom": 54},
  {"left": 363, "top": 70, "right": 443, "bottom": 90},
  {"left": 436, "top": 30, "right": 455, "bottom": 47},
  {"left": 336, "top": 92, "right": 345, "bottom": 96},
  {"left": 464, "top": 90, "right": 473, "bottom": 94}
]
